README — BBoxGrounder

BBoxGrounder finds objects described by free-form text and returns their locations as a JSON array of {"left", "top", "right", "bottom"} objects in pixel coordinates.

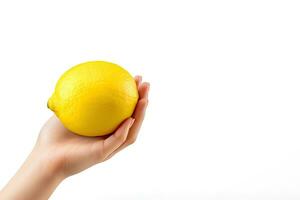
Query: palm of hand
[{"left": 36, "top": 76, "right": 149, "bottom": 177}]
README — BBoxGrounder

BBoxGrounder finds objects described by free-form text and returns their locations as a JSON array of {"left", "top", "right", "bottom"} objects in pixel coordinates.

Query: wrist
[
  {"left": 30, "top": 144, "right": 67, "bottom": 183},
  {"left": 0, "top": 145, "right": 65, "bottom": 200}
]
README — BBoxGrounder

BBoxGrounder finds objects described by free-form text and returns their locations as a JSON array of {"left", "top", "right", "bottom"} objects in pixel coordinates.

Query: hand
[
  {"left": 37, "top": 75, "right": 150, "bottom": 177},
  {"left": 0, "top": 76, "right": 150, "bottom": 200}
]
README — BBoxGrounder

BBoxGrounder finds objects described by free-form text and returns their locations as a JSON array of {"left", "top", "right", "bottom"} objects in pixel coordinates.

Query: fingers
[
  {"left": 135, "top": 75, "right": 150, "bottom": 99},
  {"left": 134, "top": 75, "right": 149, "bottom": 99},
  {"left": 131, "top": 98, "right": 148, "bottom": 136},
  {"left": 101, "top": 118, "right": 135, "bottom": 159},
  {"left": 138, "top": 82, "right": 150, "bottom": 100},
  {"left": 131, "top": 81, "right": 150, "bottom": 134},
  {"left": 121, "top": 98, "right": 148, "bottom": 146},
  {"left": 104, "top": 83, "right": 150, "bottom": 160},
  {"left": 135, "top": 75, "right": 142, "bottom": 88}
]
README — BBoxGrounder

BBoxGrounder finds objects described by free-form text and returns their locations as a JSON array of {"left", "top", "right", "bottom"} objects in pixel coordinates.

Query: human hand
[
  {"left": 37, "top": 75, "right": 150, "bottom": 177},
  {"left": 0, "top": 76, "right": 149, "bottom": 200}
]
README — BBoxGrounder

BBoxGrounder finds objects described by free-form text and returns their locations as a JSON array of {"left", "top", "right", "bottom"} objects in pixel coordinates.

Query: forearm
[{"left": 0, "top": 146, "right": 64, "bottom": 200}]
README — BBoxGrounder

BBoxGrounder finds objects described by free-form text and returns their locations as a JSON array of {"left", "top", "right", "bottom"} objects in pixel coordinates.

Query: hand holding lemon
[
  {"left": 36, "top": 62, "right": 150, "bottom": 177},
  {"left": 0, "top": 61, "right": 149, "bottom": 200},
  {"left": 39, "top": 60, "right": 149, "bottom": 176}
]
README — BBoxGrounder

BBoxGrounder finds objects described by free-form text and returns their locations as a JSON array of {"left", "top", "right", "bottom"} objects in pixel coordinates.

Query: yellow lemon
[{"left": 48, "top": 61, "right": 138, "bottom": 136}]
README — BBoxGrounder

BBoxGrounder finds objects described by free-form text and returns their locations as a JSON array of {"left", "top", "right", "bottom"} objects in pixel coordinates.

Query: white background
[{"left": 0, "top": 0, "right": 300, "bottom": 199}]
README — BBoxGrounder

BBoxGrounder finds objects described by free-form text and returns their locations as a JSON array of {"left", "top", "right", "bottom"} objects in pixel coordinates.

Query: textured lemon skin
[{"left": 48, "top": 61, "right": 138, "bottom": 136}]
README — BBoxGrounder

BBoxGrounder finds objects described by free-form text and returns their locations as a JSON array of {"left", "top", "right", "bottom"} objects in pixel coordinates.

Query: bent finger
[
  {"left": 105, "top": 98, "right": 149, "bottom": 160},
  {"left": 102, "top": 118, "right": 134, "bottom": 158}
]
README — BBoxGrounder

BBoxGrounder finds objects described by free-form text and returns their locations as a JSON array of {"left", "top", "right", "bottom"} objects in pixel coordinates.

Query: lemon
[{"left": 48, "top": 61, "right": 138, "bottom": 136}]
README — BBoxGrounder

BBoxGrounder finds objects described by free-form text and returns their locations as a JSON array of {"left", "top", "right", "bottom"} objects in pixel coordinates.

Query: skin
[{"left": 0, "top": 76, "right": 150, "bottom": 200}]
